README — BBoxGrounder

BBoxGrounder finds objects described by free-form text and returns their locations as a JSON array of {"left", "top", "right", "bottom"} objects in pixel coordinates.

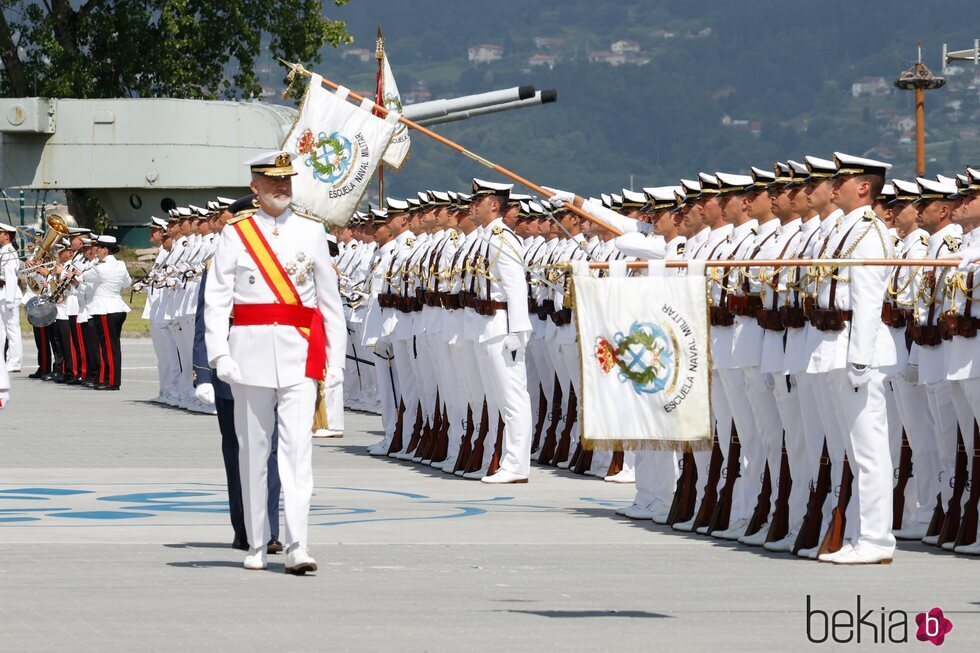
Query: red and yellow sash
[{"left": 231, "top": 217, "right": 327, "bottom": 380}]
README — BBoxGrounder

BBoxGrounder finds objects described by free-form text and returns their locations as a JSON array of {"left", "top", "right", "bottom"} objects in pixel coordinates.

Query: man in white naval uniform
[
  {"left": 0, "top": 222, "right": 23, "bottom": 372},
  {"left": 813, "top": 153, "right": 896, "bottom": 565},
  {"left": 882, "top": 180, "right": 938, "bottom": 540},
  {"left": 947, "top": 167, "right": 980, "bottom": 554},
  {"left": 469, "top": 179, "right": 534, "bottom": 484},
  {"left": 205, "top": 151, "right": 346, "bottom": 574},
  {"left": 910, "top": 176, "right": 964, "bottom": 548}
]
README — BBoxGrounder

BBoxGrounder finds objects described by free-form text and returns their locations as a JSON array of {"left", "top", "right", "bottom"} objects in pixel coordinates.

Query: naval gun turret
[{"left": 0, "top": 85, "right": 556, "bottom": 240}]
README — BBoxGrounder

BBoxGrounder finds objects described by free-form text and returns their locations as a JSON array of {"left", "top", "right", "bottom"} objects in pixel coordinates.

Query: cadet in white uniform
[{"left": 0, "top": 222, "right": 23, "bottom": 372}]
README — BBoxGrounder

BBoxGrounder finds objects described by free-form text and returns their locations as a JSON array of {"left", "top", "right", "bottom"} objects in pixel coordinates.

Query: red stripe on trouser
[
  {"left": 101, "top": 315, "right": 114, "bottom": 386},
  {"left": 68, "top": 324, "right": 78, "bottom": 376},
  {"left": 39, "top": 328, "right": 49, "bottom": 370},
  {"left": 76, "top": 323, "right": 87, "bottom": 377}
]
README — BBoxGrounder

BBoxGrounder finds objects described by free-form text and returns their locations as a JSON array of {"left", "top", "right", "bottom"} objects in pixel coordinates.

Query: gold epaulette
[
  {"left": 677, "top": 242, "right": 686, "bottom": 254},
  {"left": 920, "top": 233, "right": 929, "bottom": 248},
  {"left": 449, "top": 231, "right": 459, "bottom": 240},
  {"left": 944, "top": 234, "right": 962, "bottom": 253},
  {"left": 863, "top": 209, "right": 876, "bottom": 221},
  {"left": 491, "top": 225, "right": 504, "bottom": 235},
  {"left": 226, "top": 209, "right": 258, "bottom": 225}
]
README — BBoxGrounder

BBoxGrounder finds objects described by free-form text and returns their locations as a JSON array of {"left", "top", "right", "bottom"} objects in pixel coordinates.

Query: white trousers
[
  {"left": 633, "top": 451, "right": 679, "bottom": 508},
  {"left": 149, "top": 321, "right": 173, "bottom": 397},
  {"left": 372, "top": 343, "right": 399, "bottom": 445},
  {"left": 924, "top": 381, "right": 957, "bottom": 506},
  {"left": 890, "top": 375, "right": 938, "bottom": 524},
  {"left": 176, "top": 316, "right": 196, "bottom": 401},
  {"left": 391, "top": 338, "right": 420, "bottom": 450},
  {"left": 478, "top": 336, "right": 532, "bottom": 476},
  {"left": 719, "top": 368, "right": 758, "bottom": 522},
  {"left": 773, "top": 375, "right": 809, "bottom": 530},
  {"left": 232, "top": 380, "right": 316, "bottom": 551},
  {"left": 158, "top": 322, "right": 182, "bottom": 399},
  {"left": 831, "top": 368, "right": 896, "bottom": 551},
  {"left": 1, "top": 302, "right": 22, "bottom": 370},
  {"left": 743, "top": 367, "right": 784, "bottom": 516}
]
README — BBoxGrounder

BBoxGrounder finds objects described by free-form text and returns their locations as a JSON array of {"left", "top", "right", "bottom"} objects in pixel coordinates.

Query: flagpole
[
  {"left": 375, "top": 25, "right": 385, "bottom": 204},
  {"left": 280, "top": 60, "right": 625, "bottom": 237}
]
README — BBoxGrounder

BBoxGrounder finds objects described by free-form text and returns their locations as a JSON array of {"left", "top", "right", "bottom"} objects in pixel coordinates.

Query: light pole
[{"left": 894, "top": 43, "right": 944, "bottom": 176}]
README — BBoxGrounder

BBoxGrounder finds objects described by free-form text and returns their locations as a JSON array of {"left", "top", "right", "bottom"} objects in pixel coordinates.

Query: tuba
[{"left": 23, "top": 212, "right": 72, "bottom": 327}]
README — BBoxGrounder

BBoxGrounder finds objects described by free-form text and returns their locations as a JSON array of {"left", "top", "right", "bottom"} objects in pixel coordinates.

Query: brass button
[{"left": 273, "top": 321, "right": 278, "bottom": 326}]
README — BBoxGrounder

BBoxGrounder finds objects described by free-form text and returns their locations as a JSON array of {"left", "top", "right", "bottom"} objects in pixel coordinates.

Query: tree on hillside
[{"left": 0, "top": 0, "right": 353, "bottom": 226}]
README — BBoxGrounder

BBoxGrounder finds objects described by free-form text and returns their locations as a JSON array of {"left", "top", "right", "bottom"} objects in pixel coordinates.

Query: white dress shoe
[
  {"left": 149, "top": 394, "right": 168, "bottom": 404},
  {"left": 953, "top": 541, "right": 980, "bottom": 555},
  {"left": 829, "top": 541, "right": 894, "bottom": 565},
  {"left": 893, "top": 521, "right": 929, "bottom": 540},
  {"left": 367, "top": 443, "right": 389, "bottom": 456},
  {"left": 941, "top": 540, "right": 956, "bottom": 551},
  {"left": 921, "top": 534, "right": 940, "bottom": 546},
  {"left": 763, "top": 529, "right": 799, "bottom": 553},
  {"left": 312, "top": 429, "right": 343, "bottom": 438},
  {"left": 605, "top": 469, "right": 635, "bottom": 483},
  {"left": 622, "top": 500, "right": 669, "bottom": 520},
  {"left": 244, "top": 548, "right": 267, "bottom": 570},
  {"left": 462, "top": 464, "right": 490, "bottom": 480},
  {"left": 817, "top": 541, "right": 855, "bottom": 563},
  {"left": 738, "top": 524, "right": 770, "bottom": 546},
  {"left": 796, "top": 545, "right": 819, "bottom": 559},
  {"left": 556, "top": 459, "right": 572, "bottom": 469},
  {"left": 615, "top": 504, "right": 638, "bottom": 517},
  {"left": 696, "top": 525, "right": 710, "bottom": 535},
  {"left": 163, "top": 394, "right": 181, "bottom": 407},
  {"left": 481, "top": 469, "right": 528, "bottom": 484},
  {"left": 390, "top": 451, "right": 414, "bottom": 460},
  {"left": 712, "top": 518, "right": 749, "bottom": 541},
  {"left": 284, "top": 547, "right": 318, "bottom": 575},
  {"left": 672, "top": 516, "right": 697, "bottom": 532}
]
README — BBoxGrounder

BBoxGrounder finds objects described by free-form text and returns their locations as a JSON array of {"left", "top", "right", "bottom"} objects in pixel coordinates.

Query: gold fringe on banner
[
  {"left": 580, "top": 436, "right": 714, "bottom": 453},
  {"left": 311, "top": 380, "right": 329, "bottom": 432}
]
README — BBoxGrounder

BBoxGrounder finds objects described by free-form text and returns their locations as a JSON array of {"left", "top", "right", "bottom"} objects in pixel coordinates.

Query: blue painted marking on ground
[
  {"left": 55, "top": 511, "right": 154, "bottom": 520},
  {"left": 324, "top": 486, "right": 429, "bottom": 500},
  {"left": 0, "top": 488, "right": 93, "bottom": 496},
  {"left": 0, "top": 517, "right": 40, "bottom": 523},
  {"left": 316, "top": 505, "right": 486, "bottom": 526}
]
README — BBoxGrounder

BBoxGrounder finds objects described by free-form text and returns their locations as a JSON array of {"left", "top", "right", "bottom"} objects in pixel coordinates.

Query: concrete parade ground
[{"left": 1, "top": 340, "right": 979, "bottom": 652}]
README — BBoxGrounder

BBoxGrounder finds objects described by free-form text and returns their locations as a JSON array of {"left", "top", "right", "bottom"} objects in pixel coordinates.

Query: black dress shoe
[
  {"left": 81, "top": 380, "right": 95, "bottom": 388},
  {"left": 92, "top": 383, "right": 109, "bottom": 391},
  {"left": 232, "top": 537, "right": 250, "bottom": 551},
  {"left": 41, "top": 373, "right": 57, "bottom": 381},
  {"left": 66, "top": 378, "right": 83, "bottom": 386},
  {"left": 267, "top": 538, "right": 284, "bottom": 555},
  {"left": 105, "top": 385, "right": 120, "bottom": 391},
  {"left": 28, "top": 371, "right": 43, "bottom": 379},
  {"left": 53, "top": 375, "right": 68, "bottom": 384}
]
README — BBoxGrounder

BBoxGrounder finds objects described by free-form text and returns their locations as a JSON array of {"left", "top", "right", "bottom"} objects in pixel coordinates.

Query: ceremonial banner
[
  {"left": 379, "top": 55, "right": 411, "bottom": 171},
  {"left": 574, "top": 262, "right": 712, "bottom": 451},
  {"left": 285, "top": 73, "right": 399, "bottom": 227}
]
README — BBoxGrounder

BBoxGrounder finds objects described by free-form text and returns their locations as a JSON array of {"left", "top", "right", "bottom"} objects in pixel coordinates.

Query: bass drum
[{"left": 26, "top": 296, "right": 58, "bottom": 328}]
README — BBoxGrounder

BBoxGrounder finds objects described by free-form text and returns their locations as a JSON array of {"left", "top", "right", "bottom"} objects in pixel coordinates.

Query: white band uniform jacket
[
  {"left": 83, "top": 255, "right": 132, "bottom": 316},
  {"left": 204, "top": 208, "right": 347, "bottom": 388}
]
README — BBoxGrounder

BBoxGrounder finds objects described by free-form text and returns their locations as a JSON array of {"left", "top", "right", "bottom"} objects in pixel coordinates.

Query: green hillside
[{"left": 280, "top": 0, "right": 980, "bottom": 198}]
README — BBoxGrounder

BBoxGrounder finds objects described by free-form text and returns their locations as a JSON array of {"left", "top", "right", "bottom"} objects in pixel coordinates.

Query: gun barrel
[
  {"left": 402, "top": 85, "right": 536, "bottom": 122},
  {"left": 415, "top": 90, "right": 557, "bottom": 127}
]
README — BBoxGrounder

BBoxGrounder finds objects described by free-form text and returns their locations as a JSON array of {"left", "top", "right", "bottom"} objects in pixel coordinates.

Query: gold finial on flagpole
[{"left": 376, "top": 25, "right": 384, "bottom": 61}]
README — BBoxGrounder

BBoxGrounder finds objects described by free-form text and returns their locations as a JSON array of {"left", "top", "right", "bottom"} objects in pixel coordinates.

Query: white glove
[
  {"left": 847, "top": 363, "right": 871, "bottom": 389},
  {"left": 503, "top": 332, "right": 528, "bottom": 352},
  {"left": 194, "top": 383, "right": 215, "bottom": 405},
  {"left": 902, "top": 362, "right": 919, "bottom": 385},
  {"left": 325, "top": 366, "right": 344, "bottom": 389},
  {"left": 763, "top": 373, "right": 775, "bottom": 390},
  {"left": 214, "top": 356, "right": 243, "bottom": 385},
  {"left": 542, "top": 186, "right": 575, "bottom": 208},
  {"left": 957, "top": 244, "right": 980, "bottom": 270}
]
